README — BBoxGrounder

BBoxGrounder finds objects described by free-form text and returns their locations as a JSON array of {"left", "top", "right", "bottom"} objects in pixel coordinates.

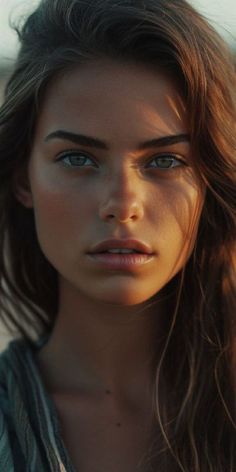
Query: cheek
[
  {"left": 154, "top": 178, "right": 204, "bottom": 265},
  {"left": 167, "top": 188, "right": 202, "bottom": 240},
  {"left": 29, "top": 165, "right": 94, "bottom": 252},
  {"left": 156, "top": 174, "right": 203, "bottom": 230}
]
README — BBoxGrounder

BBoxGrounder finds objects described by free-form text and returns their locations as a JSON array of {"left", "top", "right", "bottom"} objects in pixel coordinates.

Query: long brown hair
[{"left": 0, "top": 0, "right": 235, "bottom": 469}]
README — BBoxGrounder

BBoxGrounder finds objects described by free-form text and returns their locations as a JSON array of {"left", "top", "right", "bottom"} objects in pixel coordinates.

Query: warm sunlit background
[{"left": 0, "top": 0, "right": 235, "bottom": 348}]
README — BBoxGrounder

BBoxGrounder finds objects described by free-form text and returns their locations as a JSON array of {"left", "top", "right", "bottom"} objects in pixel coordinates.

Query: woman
[{"left": 0, "top": 0, "right": 235, "bottom": 470}]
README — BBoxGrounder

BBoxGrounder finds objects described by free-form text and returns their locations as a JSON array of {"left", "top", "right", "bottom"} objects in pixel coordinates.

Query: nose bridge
[
  {"left": 99, "top": 160, "right": 144, "bottom": 222},
  {"left": 108, "top": 160, "right": 138, "bottom": 192}
]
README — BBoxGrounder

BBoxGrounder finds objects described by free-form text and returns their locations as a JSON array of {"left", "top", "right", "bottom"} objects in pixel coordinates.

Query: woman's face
[{"left": 18, "top": 59, "right": 205, "bottom": 305}]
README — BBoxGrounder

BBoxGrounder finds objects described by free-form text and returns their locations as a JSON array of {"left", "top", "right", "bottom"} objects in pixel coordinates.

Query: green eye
[
  {"left": 57, "top": 152, "right": 95, "bottom": 167},
  {"left": 149, "top": 154, "right": 185, "bottom": 169},
  {"left": 56, "top": 151, "right": 186, "bottom": 170}
]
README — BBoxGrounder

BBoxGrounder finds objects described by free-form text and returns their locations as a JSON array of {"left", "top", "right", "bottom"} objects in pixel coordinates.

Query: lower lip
[{"left": 87, "top": 253, "right": 154, "bottom": 270}]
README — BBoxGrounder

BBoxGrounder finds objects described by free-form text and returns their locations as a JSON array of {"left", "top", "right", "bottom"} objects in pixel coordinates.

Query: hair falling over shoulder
[{"left": 0, "top": 1, "right": 235, "bottom": 470}]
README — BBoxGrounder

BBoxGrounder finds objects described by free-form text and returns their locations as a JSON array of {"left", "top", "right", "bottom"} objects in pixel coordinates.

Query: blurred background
[
  {"left": 0, "top": 0, "right": 235, "bottom": 100},
  {"left": 0, "top": 0, "right": 235, "bottom": 349}
]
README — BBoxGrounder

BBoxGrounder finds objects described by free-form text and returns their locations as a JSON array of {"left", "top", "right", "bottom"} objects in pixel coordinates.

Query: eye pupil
[
  {"left": 158, "top": 157, "right": 173, "bottom": 168},
  {"left": 71, "top": 156, "right": 85, "bottom": 163}
]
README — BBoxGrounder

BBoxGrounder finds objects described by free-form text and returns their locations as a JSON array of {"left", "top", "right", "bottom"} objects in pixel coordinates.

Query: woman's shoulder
[
  {"left": 0, "top": 335, "right": 48, "bottom": 414},
  {"left": 0, "top": 336, "right": 49, "bottom": 471},
  {"left": 0, "top": 335, "right": 76, "bottom": 471},
  {"left": 0, "top": 340, "right": 28, "bottom": 471},
  {"left": 0, "top": 404, "right": 16, "bottom": 471}
]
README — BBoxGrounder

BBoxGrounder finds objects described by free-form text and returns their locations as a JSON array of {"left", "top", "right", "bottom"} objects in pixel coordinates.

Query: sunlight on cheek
[{"left": 167, "top": 186, "right": 204, "bottom": 277}]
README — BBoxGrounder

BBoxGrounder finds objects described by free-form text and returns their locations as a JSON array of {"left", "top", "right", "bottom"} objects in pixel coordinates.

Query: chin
[{"left": 89, "top": 287, "right": 161, "bottom": 306}]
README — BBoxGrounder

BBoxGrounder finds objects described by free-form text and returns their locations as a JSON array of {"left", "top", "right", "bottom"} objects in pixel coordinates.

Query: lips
[{"left": 88, "top": 238, "right": 153, "bottom": 255}]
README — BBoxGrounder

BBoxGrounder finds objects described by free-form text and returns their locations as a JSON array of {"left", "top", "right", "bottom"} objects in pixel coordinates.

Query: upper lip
[{"left": 88, "top": 239, "right": 154, "bottom": 255}]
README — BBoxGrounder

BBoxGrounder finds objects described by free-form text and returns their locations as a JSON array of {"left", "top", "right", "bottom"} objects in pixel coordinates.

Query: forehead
[{"left": 36, "top": 59, "right": 189, "bottom": 142}]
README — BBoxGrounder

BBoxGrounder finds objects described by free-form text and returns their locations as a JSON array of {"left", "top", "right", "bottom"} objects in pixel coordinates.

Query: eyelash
[{"left": 55, "top": 150, "right": 187, "bottom": 171}]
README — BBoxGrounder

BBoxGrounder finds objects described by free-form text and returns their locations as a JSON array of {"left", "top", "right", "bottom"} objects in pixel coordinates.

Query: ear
[{"left": 12, "top": 166, "right": 34, "bottom": 209}]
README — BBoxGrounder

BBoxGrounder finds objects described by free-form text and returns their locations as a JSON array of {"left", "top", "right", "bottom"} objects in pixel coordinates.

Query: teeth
[{"left": 106, "top": 249, "right": 138, "bottom": 254}]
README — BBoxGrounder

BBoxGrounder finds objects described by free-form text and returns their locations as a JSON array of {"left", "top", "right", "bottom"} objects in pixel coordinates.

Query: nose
[{"left": 99, "top": 167, "right": 144, "bottom": 223}]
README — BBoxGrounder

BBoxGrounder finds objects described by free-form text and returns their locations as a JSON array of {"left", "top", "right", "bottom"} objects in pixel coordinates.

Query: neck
[{"left": 36, "top": 278, "right": 170, "bottom": 402}]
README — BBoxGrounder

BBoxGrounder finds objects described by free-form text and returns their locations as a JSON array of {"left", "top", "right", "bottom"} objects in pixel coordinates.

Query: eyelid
[{"left": 55, "top": 149, "right": 95, "bottom": 160}]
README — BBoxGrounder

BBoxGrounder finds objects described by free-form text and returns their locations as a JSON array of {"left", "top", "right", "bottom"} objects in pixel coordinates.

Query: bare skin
[{"left": 15, "top": 59, "right": 205, "bottom": 471}]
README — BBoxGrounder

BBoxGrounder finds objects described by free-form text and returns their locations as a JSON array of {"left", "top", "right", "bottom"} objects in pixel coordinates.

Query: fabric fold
[{"left": 0, "top": 335, "right": 76, "bottom": 471}]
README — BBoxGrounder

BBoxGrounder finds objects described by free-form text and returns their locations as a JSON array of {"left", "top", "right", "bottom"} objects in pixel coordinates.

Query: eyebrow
[{"left": 44, "top": 129, "right": 190, "bottom": 150}]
